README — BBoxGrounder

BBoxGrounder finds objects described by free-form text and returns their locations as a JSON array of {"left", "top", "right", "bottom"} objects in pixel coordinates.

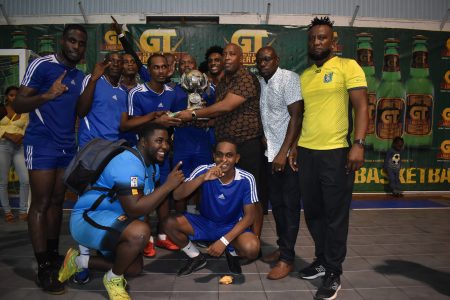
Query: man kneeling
[
  {"left": 164, "top": 139, "right": 260, "bottom": 276},
  {"left": 58, "top": 123, "right": 184, "bottom": 299}
]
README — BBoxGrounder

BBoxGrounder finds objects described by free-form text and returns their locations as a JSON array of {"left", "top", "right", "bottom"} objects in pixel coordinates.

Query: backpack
[{"left": 64, "top": 138, "right": 143, "bottom": 195}]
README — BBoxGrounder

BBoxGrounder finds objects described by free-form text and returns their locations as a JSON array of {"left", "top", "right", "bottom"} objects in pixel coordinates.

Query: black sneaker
[
  {"left": 225, "top": 251, "right": 242, "bottom": 274},
  {"left": 298, "top": 260, "right": 326, "bottom": 279},
  {"left": 195, "top": 241, "right": 211, "bottom": 248},
  {"left": 315, "top": 273, "right": 341, "bottom": 300},
  {"left": 49, "top": 253, "right": 65, "bottom": 270},
  {"left": 177, "top": 253, "right": 207, "bottom": 277},
  {"left": 36, "top": 261, "right": 65, "bottom": 295}
]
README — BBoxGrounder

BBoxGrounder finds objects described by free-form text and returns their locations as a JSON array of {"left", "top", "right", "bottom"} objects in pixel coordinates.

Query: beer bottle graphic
[
  {"left": 404, "top": 35, "right": 434, "bottom": 147},
  {"left": 38, "top": 35, "right": 56, "bottom": 56},
  {"left": 356, "top": 33, "right": 379, "bottom": 148},
  {"left": 374, "top": 38, "right": 405, "bottom": 152}
]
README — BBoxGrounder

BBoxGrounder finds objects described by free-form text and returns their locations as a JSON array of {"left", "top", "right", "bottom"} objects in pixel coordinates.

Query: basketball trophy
[{"left": 180, "top": 70, "right": 209, "bottom": 110}]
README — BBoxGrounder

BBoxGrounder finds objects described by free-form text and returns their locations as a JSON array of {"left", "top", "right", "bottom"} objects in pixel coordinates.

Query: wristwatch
[
  {"left": 191, "top": 110, "right": 197, "bottom": 121},
  {"left": 353, "top": 139, "right": 365, "bottom": 147}
]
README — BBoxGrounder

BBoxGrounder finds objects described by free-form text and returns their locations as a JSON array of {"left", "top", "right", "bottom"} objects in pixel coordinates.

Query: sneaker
[
  {"left": 36, "top": 261, "right": 65, "bottom": 295},
  {"left": 58, "top": 248, "right": 81, "bottom": 283},
  {"left": 103, "top": 273, "right": 131, "bottom": 300},
  {"left": 298, "top": 260, "right": 326, "bottom": 280},
  {"left": 315, "top": 273, "right": 341, "bottom": 300},
  {"left": 155, "top": 238, "right": 180, "bottom": 251},
  {"left": 143, "top": 241, "right": 156, "bottom": 257},
  {"left": 177, "top": 253, "right": 207, "bottom": 276},
  {"left": 225, "top": 251, "right": 242, "bottom": 274},
  {"left": 72, "top": 268, "right": 90, "bottom": 284}
]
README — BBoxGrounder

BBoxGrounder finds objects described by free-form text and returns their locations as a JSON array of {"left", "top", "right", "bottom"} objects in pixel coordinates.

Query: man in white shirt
[{"left": 256, "top": 46, "right": 303, "bottom": 280}]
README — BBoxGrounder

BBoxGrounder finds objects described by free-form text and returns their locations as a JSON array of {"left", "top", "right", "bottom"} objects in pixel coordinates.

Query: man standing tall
[
  {"left": 256, "top": 46, "right": 302, "bottom": 280},
  {"left": 290, "top": 17, "right": 368, "bottom": 300},
  {"left": 13, "top": 24, "right": 88, "bottom": 294}
]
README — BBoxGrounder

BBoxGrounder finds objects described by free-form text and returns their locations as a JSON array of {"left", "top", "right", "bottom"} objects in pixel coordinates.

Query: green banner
[{"left": 0, "top": 24, "right": 448, "bottom": 192}]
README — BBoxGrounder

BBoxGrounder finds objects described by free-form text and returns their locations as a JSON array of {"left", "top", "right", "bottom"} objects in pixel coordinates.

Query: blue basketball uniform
[
  {"left": 21, "top": 54, "right": 85, "bottom": 169},
  {"left": 70, "top": 148, "right": 159, "bottom": 254},
  {"left": 78, "top": 75, "right": 128, "bottom": 147},
  {"left": 128, "top": 83, "right": 177, "bottom": 182},
  {"left": 184, "top": 164, "right": 258, "bottom": 242},
  {"left": 172, "top": 84, "right": 216, "bottom": 177}
]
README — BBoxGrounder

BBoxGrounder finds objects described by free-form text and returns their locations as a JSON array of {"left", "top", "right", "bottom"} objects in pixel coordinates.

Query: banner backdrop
[{"left": 0, "top": 24, "right": 448, "bottom": 192}]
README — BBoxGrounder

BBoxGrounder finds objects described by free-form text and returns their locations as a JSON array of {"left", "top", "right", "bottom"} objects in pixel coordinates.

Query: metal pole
[
  {"left": 265, "top": 2, "right": 271, "bottom": 24},
  {"left": 440, "top": 9, "right": 450, "bottom": 30},
  {"left": 78, "top": 1, "right": 88, "bottom": 24},
  {"left": 349, "top": 5, "right": 360, "bottom": 27},
  {"left": 0, "top": 4, "right": 11, "bottom": 25}
]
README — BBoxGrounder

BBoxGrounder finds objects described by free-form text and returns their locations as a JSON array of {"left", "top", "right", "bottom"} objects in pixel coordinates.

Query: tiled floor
[{"left": 0, "top": 207, "right": 449, "bottom": 299}]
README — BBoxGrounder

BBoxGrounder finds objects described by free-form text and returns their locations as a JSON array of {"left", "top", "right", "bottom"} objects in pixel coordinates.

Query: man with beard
[
  {"left": 289, "top": 17, "right": 368, "bottom": 300},
  {"left": 77, "top": 52, "right": 127, "bottom": 147},
  {"left": 176, "top": 43, "right": 264, "bottom": 242},
  {"left": 58, "top": 123, "right": 185, "bottom": 300},
  {"left": 164, "top": 139, "right": 260, "bottom": 276},
  {"left": 256, "top": 46, "right": 302, "bottom": 280},
  {"left": 13, "top": 24, "right": 88, "bottom": 294}
]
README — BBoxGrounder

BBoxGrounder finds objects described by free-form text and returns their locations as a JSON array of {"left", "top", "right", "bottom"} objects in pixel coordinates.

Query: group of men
[{"left": 13, "top": 16, "right": 368, "bottom": 300}]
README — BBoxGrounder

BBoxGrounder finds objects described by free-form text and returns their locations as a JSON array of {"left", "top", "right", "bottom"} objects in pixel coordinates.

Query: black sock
[
  {"left": 47, "top": 239, "right": 59, "bottom": 257},
  {"left": 35, "top": 252, "right": 49, "bottom": 267}
]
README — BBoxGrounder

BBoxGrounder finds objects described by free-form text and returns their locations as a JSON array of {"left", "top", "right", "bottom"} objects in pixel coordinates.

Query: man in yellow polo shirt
[{"left": 289, "top": 17, "right": 368, "bottom": 300}]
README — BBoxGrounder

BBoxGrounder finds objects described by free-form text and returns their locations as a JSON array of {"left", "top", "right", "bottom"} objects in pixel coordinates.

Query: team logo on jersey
[
  {"left": 158, "top": 102, "right": 164, "bottom": 108},
  {"left": 218, "top": 194, "right": 225, "bottom": 200},
  {"left": 71, "top": 79, "right": 76, "bottom": 85},
  {"left": 130, "top": 176, "right": 138, "bottom": 187},
  {"left": 323, "top": 72, "right": 334, "bottom": 83},
  {"left": 112, "top": 95, "right": 118, "bottom": 101}
]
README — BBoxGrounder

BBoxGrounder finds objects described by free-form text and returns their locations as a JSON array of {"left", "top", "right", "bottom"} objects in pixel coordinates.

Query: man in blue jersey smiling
[
  {"left": 164, "top": 139, "right": 260, "bottom": 276},
  {"left": 13, "top": 24, "right": 88, "bottom": 294}
]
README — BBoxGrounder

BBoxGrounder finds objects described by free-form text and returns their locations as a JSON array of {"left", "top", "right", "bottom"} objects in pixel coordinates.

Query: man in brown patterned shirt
[{"left": 176, "top": 43, "right": 264, "bottom": 241}]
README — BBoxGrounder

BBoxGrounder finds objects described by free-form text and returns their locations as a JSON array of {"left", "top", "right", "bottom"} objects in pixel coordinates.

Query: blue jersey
[
  {"left": 128, "top": 83, "right": 177, "bottom": 116},
  {"left": 118, "top": 83, "right": 138, "bottom": 146},
  {"left": 172, "top": 84, "right": 216, "bottom": 154},
  {"left": 73, "top": 149, "right": 160, "bottom": 215},
  {"left": 21, "top": 54, "right": 85, "bottom": 149},
  {"left": 78, "top": 75, "right": 128, "bottom": 147},
  {"left": 187, "top": 164, "right": 258, "bottom": 225},
  {"left": 138, "top": 65, "right": 151, "bottom": 82}
]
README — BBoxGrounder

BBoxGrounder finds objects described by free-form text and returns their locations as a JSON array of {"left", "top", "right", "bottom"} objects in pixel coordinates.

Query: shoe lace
[
  {"left": 323, "top": 273, "right": 339, "bottom": 289},
  {"left": 109, "top": 277, "right": 128, "bottom": 295}
]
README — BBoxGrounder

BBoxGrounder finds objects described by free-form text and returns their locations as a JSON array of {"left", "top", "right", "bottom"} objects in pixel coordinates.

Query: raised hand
[
  {"left": 45, "top": 71, "right": 68, "bottom": 100},
  {"left": 91, "top": 61, "right": 111, "bottom": 81},
  {"left": 204, "top": 161, "right": 225, "bottom": 181},
  {"left": 165, "top": 161, "right": 185, "bottom": 190},
  {"left": 111, "top": 16, "right": 122, "bottom": 34}
]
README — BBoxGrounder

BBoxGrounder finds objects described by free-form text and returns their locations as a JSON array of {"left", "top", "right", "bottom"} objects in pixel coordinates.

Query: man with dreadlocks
[{"left": 289, "top": 17, "right": 368, "bottom": 300}]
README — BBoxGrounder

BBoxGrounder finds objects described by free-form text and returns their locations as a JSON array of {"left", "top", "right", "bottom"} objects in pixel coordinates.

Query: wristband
[
  {"left": 220, "top": 236, "right": 229, "bottom": 246},
  {"left": 118, "top": 33, "right": 125, "bottom": 39}
]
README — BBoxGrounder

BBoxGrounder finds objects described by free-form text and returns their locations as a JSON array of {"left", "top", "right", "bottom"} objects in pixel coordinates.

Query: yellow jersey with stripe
[{"left": 298, "top": 56, "right": 367, "bottom": 150}]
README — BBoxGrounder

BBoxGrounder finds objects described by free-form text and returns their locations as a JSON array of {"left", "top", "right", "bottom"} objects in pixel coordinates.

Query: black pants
[
  {"left": 266, "top": 160, "right": 301, "bottom": 262},
  {"left": 237, "top": 138, "right": 262, "bottom": 187},
  {"left": 297, "top": 147, "right": 354, "bottom": 275}
]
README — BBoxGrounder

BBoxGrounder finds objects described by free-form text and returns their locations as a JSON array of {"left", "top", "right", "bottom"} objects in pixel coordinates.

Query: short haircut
[
  {"left": 104, "top": 51, "right": 122, "bottom": 61},
  {"left": 308, "top": 16, "right": 334, "bottom": 31},
  {"left": 393, "top": 136, "right": 404, "bottom": 144},
  {"left": 205, "top": 45, "right": 224, "bottom": 60},
  {"left": 62, "top": 24, "right": 87, "bottom": 38},
  {"left": 215, "top": 138, "right": 239, "bottom": 152},
  {"left": 147, "top": 53, "right": 167, "bottom": 67},
  {"left": 138, "top": 122, "right": 168, "bottom": 140},
  {"left": 4, "top": 85, "right": 18, "bottom": 96}
]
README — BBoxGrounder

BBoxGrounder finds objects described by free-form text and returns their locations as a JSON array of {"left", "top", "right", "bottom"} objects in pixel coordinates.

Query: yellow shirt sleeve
[{"left": 344, "top": 59, "right": 367, "bottom": 90}]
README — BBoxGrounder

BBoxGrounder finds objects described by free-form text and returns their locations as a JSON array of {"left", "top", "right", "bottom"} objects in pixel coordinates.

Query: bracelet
[
  {"left": 118, "top": 33, "right": 125, "bottom": 38},
  {"left": 220, "top": 236, "right": 229, "bottom": 246}
]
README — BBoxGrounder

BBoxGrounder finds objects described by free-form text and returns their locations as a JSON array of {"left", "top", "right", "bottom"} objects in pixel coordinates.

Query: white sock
[
  {"left": 228, "top": 250, "right": 238, "bottom": 256},
  {"left": 158, "top": 234, "right": 167, "bottom": 241},
  {"left": 75, "top": 254, "right": 89, "bottom": 269},
  {"left": 78, "top": 245, "right": 90, "bottom": 256},
  {"left": 106, "top": 269, "right": 123, "bottom": 281},
  {"left": 182, "top": 241, "right": 200, "bottom": 258},
  {"left": 149, "top": 236, "right": 154, "bottom": 243}
]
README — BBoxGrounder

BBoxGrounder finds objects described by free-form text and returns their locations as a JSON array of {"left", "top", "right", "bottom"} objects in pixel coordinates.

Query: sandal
[{"left": 5, "top": 212, "right": 15, "bottom": 223}]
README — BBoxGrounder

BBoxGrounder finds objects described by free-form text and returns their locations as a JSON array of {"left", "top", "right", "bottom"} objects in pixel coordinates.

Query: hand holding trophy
[{"left": 180, "top": 70, "right": 209, "bottom": 110}]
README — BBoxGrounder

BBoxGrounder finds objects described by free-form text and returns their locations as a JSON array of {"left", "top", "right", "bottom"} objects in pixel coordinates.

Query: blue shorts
[
  {"left": 23, "top": 144, "right": 75, "bottom": 170},
  {"left": 173, "top": 152, "right": 213, "bottom": 178},
  {"left": 70, "top": 210, "right": 132, "bottom": 258}
]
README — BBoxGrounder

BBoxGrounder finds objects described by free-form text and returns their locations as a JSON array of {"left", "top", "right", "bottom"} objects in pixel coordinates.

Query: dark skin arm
[
  {"left": 288, "top": 102, "right": 305, "bottom": 172},
  {"left": 13, "top": 71, "right": 67, "bottom": 113},
  {"left": 120, "top": 111, "right": 166, "bottom": 132},
  {"left": 77, "top": 61, "right": 111, "bottom": 117},
  {"left": 176, "top": 92, "right": 246, "bottom": 121},
  {"left": 346, "top": 88, "right": 368, "bottom": 173},
  {"left": 111, "top": 16, "right": 144, "bottom": 70},
  {"left": 272, "top": 101, "right": 303, "bottom": 173},
  {"left": 206, "top": 204, "right": 256, "bottom": 257},
  {"left": 118, "top": 162, "right": 184, "bottom": 219}
]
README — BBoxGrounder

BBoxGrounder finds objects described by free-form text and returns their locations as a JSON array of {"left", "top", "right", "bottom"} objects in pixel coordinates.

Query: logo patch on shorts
[
  {"left": 130, "top": 176, "right": 138, "bottom": 187},
  {"left": 117, "top": 215, "right": 127, "bottom": 221}
]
